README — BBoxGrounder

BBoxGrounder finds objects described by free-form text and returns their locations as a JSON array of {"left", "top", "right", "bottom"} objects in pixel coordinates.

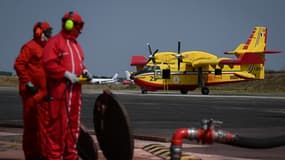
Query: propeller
[
  {"left": 147, "top": 43, "right": 159, "bottom": 64},
  {"left": 176, "top": 41, "right": 182, "bottom": 71}
]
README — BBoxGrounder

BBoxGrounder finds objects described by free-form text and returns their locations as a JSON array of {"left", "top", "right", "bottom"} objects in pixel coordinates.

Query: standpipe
[{"left": 170, "top": 119, "right": 285, "bottom": 160}]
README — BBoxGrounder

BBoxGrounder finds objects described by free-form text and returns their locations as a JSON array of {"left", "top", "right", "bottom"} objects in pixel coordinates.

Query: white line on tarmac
[{"left": 110, "top": 90, "right": 285, "bottom": 100}]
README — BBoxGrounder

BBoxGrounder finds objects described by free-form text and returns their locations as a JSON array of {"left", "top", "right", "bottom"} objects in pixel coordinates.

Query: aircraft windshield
[
  {"left": 134, "top": 65, "right": 161, "bottom": 76},
  {"left": 143, "top": 66, "right": 160, "bottom": 71}
]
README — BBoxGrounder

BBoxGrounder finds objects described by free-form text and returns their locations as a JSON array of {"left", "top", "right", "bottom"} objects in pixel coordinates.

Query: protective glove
[
  {"left": 26, "top": 81, "right": 38, "bottom": 94},
  {"left": 64, "top": 71, "right": 79, "bottom": 83},
  {"left": 82, "top": 69, "right": 93, "bottom": 81}
]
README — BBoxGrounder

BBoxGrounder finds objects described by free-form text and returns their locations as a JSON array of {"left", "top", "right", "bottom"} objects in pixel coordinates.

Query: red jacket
[
  {"left": 14, "top": 39, "right": 47, "bottom": 99},
  {"left": 42, "top": 31, "right": 85, "bottom": 98}
]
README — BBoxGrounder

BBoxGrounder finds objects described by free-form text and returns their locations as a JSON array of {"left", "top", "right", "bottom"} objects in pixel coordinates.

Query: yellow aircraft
[{"left": 130, "top": 26, "right": 281, "bottom": 94}]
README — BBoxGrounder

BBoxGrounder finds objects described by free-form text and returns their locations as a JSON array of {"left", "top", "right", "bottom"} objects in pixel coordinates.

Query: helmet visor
[
  {"left": 74, "top": 21, "right": 84, "bottom": 31},
  {"left": 43, "top": 28, "right": 52, "bottom": 38}
]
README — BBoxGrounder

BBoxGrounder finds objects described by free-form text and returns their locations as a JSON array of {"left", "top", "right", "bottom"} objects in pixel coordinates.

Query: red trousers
[
  {"left": 46, "top": 84, "right": 82, "bottom": 160},
  {"left": 21, "top": 94, "right": 48, "bottom": 160}
]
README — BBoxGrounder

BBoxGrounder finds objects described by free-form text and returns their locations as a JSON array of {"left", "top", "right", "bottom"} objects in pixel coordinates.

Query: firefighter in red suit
[
  {"left": 14, "top": 21, "right": 52, "bottom": 160},
  {"left": 42, "top": 11, "right": 92, "bottom": 160}
]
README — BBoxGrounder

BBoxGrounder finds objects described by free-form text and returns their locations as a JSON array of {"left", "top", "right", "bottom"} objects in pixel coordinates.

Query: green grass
[{"left": 208, "top": 72, "right": 285, "bottom": 94}]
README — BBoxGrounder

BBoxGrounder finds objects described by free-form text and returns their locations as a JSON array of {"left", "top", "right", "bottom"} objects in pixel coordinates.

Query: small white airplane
[
  {"left": 122, "top": 70, "right": 134, "bottom": 85},
  {"left": 90, "top": 73, "right": 119, "bottom": 84}
]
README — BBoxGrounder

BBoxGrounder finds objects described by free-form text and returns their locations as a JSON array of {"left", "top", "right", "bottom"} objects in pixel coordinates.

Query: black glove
[{"left": 26, "top": 82, "right": 38, "bottom": 94}]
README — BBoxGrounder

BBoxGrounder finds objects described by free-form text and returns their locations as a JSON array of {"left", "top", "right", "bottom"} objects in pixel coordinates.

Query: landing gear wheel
[
  {"left": 141, "top": 89, "right": 148, "bottom": 94},
  {"left": 180, "top": 89, "right": 188, "bottom": 94},
  {"left": 201, "top": 87, "right": 209, "bottom": 95}
]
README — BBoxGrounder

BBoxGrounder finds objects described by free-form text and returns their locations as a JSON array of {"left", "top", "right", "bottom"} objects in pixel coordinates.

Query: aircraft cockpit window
[
  {"left": 142, "top": 66, "right": 160, "bottom": 71},
  {"left": 153, "top": 66, "right": 160, "bottom": 70},
  {"left": 147, "top": 66, "right": 153, "bottom": 71}
]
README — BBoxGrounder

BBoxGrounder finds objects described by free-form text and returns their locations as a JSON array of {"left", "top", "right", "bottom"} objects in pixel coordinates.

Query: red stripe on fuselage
[{"left": 134, "top": 78, "right": 197, "bottom": 91}]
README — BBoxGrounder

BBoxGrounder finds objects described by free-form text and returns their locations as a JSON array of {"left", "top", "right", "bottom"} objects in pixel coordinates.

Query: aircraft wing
[
  {"left": 181, "top": 51, "right": 231, "bottom": 67},
  {"left": 153, "top": 52, "right": 177, "bottom": 64}
]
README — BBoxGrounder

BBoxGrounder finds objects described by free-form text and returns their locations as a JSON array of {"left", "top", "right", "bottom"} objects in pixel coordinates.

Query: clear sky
[{"left": 1, "top": 0, "right": 284, "bottom": 77}]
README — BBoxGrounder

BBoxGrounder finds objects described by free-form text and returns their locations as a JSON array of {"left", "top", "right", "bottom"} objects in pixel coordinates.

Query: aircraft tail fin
[
  {"left": 242, "top": 26, "right": 266, "bottom": 53},
  {"left": 226, "top": 26, "right": 267, "bottom": 54},
  {"left": 225, "top": 27, "right": 281, "bottom": 55},
  {"left": 112, "top": 73, "right": 119, "bottom": 80},
  {"left": 222, "top": 27, "right": 281, "bottom": 80},
  {"left": 125, "top": 71, "right": 131, "bottom": 80}
]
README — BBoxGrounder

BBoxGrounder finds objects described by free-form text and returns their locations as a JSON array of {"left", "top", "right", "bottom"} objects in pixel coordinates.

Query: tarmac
[
  {"left": 0, "top": 126, "right": 197, "bottom": 160},
  {"left": 0, "top": 126, "right": 264, "bottom": 160},
  {"left": 2, "top": 87, "right": 285, "bottom": 160}
]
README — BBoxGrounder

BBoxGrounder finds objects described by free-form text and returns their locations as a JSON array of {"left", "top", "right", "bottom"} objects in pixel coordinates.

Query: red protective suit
[
  {"left": 43, "top": 30, "right": 85, "bottom": 160},
  {"left": 14, "top": 39, "right": 48, "bottom": 159}
]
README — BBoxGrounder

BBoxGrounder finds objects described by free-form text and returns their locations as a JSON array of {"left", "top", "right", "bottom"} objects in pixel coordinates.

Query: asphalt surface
[{"left": 0, "top": 87, "right": 285, "bottom": 160}]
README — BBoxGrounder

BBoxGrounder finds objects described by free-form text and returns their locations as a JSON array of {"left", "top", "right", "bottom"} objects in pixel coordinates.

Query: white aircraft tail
[
  {"left": 112, "top": 73, "right": 119, "bottom": 80},
  {"left": 125, "top": 71, "right": 131, "bottom": 80}
]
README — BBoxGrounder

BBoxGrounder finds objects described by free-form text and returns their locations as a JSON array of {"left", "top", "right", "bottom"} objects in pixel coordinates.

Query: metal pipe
[
  {"left": 171, "top": 128, "right": 189, "bottom": 145},
  {"left": 170, "top": 128, "right": 207, "bottom": 160},
  {"left": 170, "top": 128, "right": 189, "bottom": 160},
  {"left": 170, "top": 119, "right": 285, "bottom": 160}
]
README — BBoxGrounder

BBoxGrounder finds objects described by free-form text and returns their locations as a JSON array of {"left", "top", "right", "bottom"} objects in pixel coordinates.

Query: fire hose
[{"left": 170, "top": 119, "right": 285, "bottom": 160}]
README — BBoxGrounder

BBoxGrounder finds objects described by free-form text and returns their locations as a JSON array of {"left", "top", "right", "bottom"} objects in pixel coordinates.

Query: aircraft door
[{"left": 162, "top": 69, "right": 171, "bottom": 79}]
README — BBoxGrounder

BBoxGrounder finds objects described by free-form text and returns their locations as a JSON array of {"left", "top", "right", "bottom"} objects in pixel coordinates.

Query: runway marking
[
  {"left": 111, "top": 90, "right": 285, "bottom": 100},
  {"left": 264, "top": 109, "right": 285, "bottom": 114}
]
